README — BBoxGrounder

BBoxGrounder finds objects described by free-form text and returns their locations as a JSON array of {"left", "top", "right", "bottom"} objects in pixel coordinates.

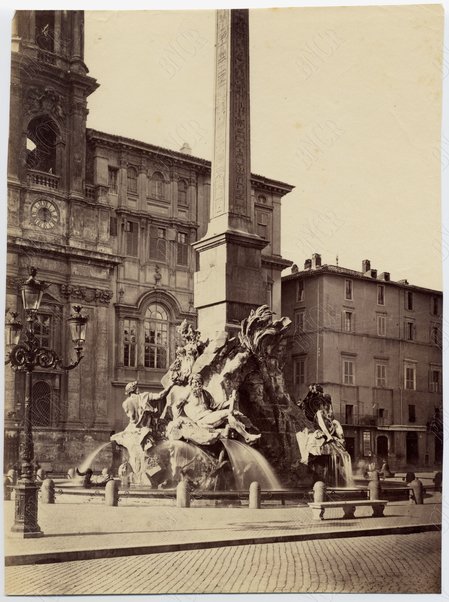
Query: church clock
[{"left": 30, "top": 199, "right": 59, "bottom": 229}]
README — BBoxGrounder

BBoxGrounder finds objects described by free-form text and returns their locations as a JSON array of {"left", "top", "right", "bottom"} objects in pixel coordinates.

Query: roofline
[
  {"left": 86, "top": 128, "right": 295, "bottom": 195},
  {"left": 281, "top": 264, "right": 442, "bottom": 295}
]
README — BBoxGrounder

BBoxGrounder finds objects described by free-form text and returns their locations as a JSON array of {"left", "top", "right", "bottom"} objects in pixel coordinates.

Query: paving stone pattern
[{"left": 5, "top": 532, "right": 441, "bottom": 595}]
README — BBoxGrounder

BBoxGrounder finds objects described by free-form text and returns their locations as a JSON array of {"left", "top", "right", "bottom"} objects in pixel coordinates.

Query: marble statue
[
  {"left": 163, "top": 373, "right": 261, "bottom": 446},
  {"left": 111, "top": 380, "right": 175, "bottom": 479}
]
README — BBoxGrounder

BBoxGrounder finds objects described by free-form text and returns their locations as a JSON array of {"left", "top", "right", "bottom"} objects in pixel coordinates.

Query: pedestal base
[{"left": 10, "top": 480, "right": 44, "bottom": 538}]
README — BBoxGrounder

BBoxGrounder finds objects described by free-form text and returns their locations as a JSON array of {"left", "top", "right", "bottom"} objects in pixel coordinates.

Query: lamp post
[{"left": 5, "top": 267, "right": 88, "bottom": 538}]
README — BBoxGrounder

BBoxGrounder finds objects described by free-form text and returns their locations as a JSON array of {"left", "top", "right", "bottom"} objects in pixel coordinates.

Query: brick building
[
  {"left": 282, "top": 254, "right": 443, "bottom": 469},
  {"left": 4, "top": 10, "right": 293, "bottom": 471}
]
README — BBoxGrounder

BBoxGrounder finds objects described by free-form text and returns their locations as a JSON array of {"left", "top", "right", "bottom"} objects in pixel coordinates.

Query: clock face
[{"left": 31, "top": 199, "right": 58, "bottom": 229}]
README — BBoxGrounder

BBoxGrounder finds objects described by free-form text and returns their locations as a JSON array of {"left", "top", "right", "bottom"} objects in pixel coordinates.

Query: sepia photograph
[{"left": 1, "top": 1, "right": 446, "bottom": 597}]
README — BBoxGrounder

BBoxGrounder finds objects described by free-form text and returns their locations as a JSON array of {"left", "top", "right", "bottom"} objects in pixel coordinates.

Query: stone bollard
[
  {"left": 368, "top": 471, "right": 381, "bottom": 500},
  {"left": 249, "top": 481, "right": 261, "bottom": 509},
  {"left": 409, "top": 478, "right": 424, "bottom": 505},
  {"left": 176, "top": 480, "right": 190, "bottom": 508},
  {"left": 67, "top": 468, "right": 75, "bottom": 480},
  {"left": 41, "top": 479, "right": 55, "bottom": 504},
  {"left": 105, "top": 479, "right": 119, "bottom": 506},
  {"left": 4, "top": 476, "right": 12, "bottom": 501},
  {"left": 121, "top": 474, "right": 130, "bottom": 490},
  {"left": 313, "top": 481, "right": 326, "bottom": 503},
  {"left": 36, "top": 468, "right": 46, "bottom": 482}
]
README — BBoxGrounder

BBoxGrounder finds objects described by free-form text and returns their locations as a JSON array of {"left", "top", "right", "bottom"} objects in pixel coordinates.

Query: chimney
[
  {"left": 362, "top": 259, "right": 371, "bottom": 273},
  {"left": 379, "top": 272, "right": 390, "bottom": 282},
  {"left": 304, "top": 259, "right": 312, "bottom": 270},
  {"left": 312, "top": 253, "right": 321, "bottom": 269},
  {"left": 369, "top": 269, "right": 378, "bottom": 279},
  {"left": 179, "top": 142, "right": 192, "bottom": 155},
  {"left": 397, "top": 279, "right": 409, "bottom": 285}
]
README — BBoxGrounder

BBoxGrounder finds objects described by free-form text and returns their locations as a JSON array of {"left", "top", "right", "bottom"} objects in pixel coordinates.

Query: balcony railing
[
  {"left": 338, "top": 413, "right": 391, "bottom": 427},
  {"left": 85, "top": 185, "right": 96, "bottom": 200},
  {"left": 37, "top": 50, "right": 57, "bottom": 65},
  {"left": 27, "top": 169, "right": 59, "bottom": 190}
]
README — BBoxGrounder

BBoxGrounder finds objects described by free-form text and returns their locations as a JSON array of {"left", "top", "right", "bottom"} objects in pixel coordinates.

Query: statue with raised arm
[{"left": 111, "top": 380, "right": 175, "bottom": 481}]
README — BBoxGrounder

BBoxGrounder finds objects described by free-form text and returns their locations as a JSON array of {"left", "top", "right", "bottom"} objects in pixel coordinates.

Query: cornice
[{"left": 7, "top": 236, "right": 123, "bottom": 267}]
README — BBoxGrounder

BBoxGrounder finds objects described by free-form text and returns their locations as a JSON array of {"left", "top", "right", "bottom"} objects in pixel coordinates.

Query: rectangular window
[
  {"left": 343, "top": 359, "right": 354, "bottom": 385},
  {"left": 405, "top": 320, "right": 415, "bottom": 341},
  {"left": 408, "top": 404, "right": 416, "bottom": 423},
  {"left": 345, "top": 279, "right": 353, "bottom": 300},
  {"left": 293, "top": 357, "right": 306, "bottom": 385},
  {"left": 431, "top": 296, "right": 439, "bottom": 316},
  {"left": 405, "top": 291, "right": 414, "bottom": 310},
  {"left": 177, "top": 231, "right": 188, "bottom": 266},
  {"left": 429, "top": 369, "right": 441, "bottom": 393},
  {"left": 108, "top": 167, "right": 118, "bottom": 193},
  {"left": 376, "top": 363, "right": 387, "bottom": 387},
  {"left": 144, "top": 320, "right": 168, "bottom": 369},
  {"left": 123, "top": 319, "right": 137, "bottom": 367},
  {"left": 377, "top": 284, "right": 385, "bottom": 305},
  {"left": 343, "top": 311, "right": 353, "bottom": 332},
  {"left": 178, "top": 180, "right": 188, "bottom": 206},
  {"left": 363, "top": 431, "right": 371, "bottom": 455},
  {"left": 297, "top": 279, "right": 304, "bottom": 302},
  {"left": 295, "top": 311, "right": 305, "bottom": 333},
  {"left": 125, "top": 220, "right": 138, "bottom": 257},
  {"left": 149, "top": 226, "right": 166, "bottom": 261},
  {"left": 345, "top": 404, "right": 354, "bottom": 425},
  {"left": 377, "top": 315, "right": 386, "bottom": 337},
  {"left": 256, "top": 211, "right": 269, "bottom": 240},
  {"left": 127, "top": 167, "right": 138, "bottom": 194},
  {"left": 404, "top": 364, "right": 416, "bottom": 390},
  {"left": 35, "top": 314, "right": 52, "bottom": 348}
]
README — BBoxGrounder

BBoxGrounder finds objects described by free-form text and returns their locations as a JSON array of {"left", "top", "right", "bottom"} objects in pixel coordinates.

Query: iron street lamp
[{"left": 5, "top": 267, "right": 89, "bottom": 538}]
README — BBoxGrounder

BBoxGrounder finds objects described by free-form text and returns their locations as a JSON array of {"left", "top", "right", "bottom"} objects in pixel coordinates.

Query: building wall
[{"left": 282, "top": 265, "right": 442, "bottom": 469}]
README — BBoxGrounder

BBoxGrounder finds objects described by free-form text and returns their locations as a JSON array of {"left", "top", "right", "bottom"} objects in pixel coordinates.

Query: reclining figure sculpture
[{"left": 163, "top": 373, "right": 261, "bottom": 446}]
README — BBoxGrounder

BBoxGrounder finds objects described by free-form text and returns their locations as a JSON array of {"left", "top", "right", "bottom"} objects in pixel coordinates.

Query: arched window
[
  {"left": 31, "top": 380, "right": 51, "bottom": 427},
  {"left": 144, "top": 303, "right": 169, "bottom": 369},
  {"left": 178, "top": 179, "right": 188, "bottom": 206},
  {"left": 26, "top": 115, "right": 58, "bottom": 173},
  {"left": 35, "top": 11, "right": 55, "bottom": 52},
  {"left": 151, "top": 172, "right": 165, "bottom": 200},
  {"left": 127, "top": 167, "right": 138, "bottom": 194}
]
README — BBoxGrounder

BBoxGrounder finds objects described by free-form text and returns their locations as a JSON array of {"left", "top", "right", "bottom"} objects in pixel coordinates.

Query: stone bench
[{"left": 308, "top": 499, "right": 388, "bottom": 521}]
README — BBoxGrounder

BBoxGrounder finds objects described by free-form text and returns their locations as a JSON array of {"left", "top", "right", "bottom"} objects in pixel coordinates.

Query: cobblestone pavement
[{"left": 5, "top": 531, "right": 441, "bottom": 595}]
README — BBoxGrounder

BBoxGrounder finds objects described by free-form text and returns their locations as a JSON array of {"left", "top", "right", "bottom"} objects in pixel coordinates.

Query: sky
[{"left": 84, "top": 5, "right": 444, "bottom": 290}]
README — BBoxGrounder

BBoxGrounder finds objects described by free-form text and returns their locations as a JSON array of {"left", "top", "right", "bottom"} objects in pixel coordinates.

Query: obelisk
[{"left": 193, "top": 9, "right": 267, "bottom": 340}]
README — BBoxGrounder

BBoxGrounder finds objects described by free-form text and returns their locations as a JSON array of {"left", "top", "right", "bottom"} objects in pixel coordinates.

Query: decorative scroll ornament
[{"left": 60, "top": 284, "right": 113, "bottom": 304}]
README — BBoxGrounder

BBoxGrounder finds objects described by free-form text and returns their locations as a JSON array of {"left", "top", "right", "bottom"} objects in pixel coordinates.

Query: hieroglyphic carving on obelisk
[
  {"left": 194, "top": 9, "right": 267, "bottom": 338},
  {"left": 208, "top": 9, "right": 253, "bottom": 235}
]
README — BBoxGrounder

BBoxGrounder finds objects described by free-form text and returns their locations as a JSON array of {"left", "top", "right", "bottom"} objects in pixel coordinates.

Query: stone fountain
[{"left": 109, "top": 306, "right": 353, "bottom": 492}]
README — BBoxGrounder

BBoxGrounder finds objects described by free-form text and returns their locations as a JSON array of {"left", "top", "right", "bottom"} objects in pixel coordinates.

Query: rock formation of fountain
[{"left": 110, "top": 306, "right": 353, "bottom": 489}]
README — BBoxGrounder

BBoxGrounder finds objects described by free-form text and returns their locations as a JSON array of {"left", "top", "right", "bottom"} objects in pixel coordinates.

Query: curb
[{"left": 5, "top": 522, "right": 441, "bottom": 567}]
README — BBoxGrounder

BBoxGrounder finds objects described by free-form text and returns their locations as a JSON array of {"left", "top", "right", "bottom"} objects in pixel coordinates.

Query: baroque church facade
[{"left": 5, "top": 11, "right": 293, "bottom": 470}]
